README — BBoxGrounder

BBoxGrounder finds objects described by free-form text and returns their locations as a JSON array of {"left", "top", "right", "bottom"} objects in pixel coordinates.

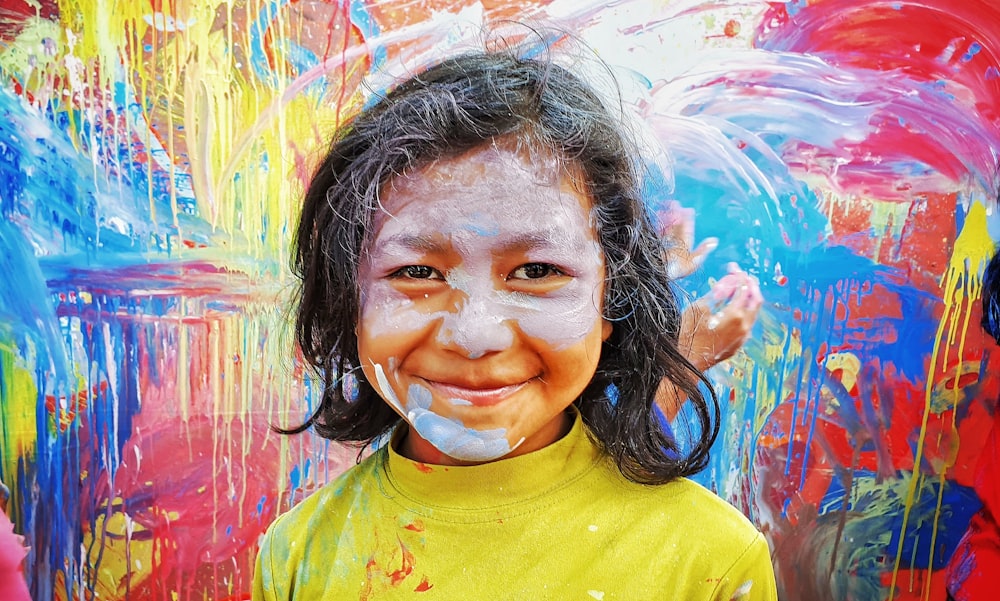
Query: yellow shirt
[{"left": 254, "top": 414, "right": 777, "bottom": 600}]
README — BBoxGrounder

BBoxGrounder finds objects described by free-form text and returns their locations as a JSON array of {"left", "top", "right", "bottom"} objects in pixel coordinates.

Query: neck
[{"left": 396, "top": 410, "right": 574, "bottom": 466}]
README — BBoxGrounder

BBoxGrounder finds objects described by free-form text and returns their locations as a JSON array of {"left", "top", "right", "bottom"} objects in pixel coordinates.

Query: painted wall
[{"left": 1, "top": 1, "right": 998, "bottom": 599}]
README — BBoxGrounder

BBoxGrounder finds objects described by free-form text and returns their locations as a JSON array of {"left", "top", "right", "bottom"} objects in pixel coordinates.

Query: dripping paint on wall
[{"left": 1, "top": 1, "right": 998, "bottom": 600}]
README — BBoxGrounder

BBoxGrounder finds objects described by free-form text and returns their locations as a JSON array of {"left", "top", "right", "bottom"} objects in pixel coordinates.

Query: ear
[{"left": 601, "top": 319, "right": 613, "bottom": 341}]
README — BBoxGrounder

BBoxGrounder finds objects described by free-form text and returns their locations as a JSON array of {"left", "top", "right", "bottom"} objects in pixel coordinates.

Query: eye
[
  {"left": 390, "top": 265, "right": 443, "bottom": 280},
  {"left": 508, "top": 263, "right": 563, "bottom": 280}
]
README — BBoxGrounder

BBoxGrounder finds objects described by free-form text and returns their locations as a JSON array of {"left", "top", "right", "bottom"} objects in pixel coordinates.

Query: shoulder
[
  {"left": 664, "top": 478, "right": 760, "bottom": 535},
  {"left": 589, "top": 470, "right": 775, "bottom": 598},
  {"left": 648, "top": 477, "right": 763, "bottom": 553},
  {"left": 606, "top": 472, "right": 760, "bottom": 542},
  {"left": 651, "top": 479, "right": 775, "bottom": 599}
]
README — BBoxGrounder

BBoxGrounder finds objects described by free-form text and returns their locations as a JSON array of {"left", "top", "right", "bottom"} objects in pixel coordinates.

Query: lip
[{"left": 424, "top": 379, "right": 528, "bottom": 407}]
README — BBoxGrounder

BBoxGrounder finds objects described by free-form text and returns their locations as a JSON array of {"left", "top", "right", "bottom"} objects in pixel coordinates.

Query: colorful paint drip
[{"left": 0, "top": 1, "right": 998, "bottom": 600}]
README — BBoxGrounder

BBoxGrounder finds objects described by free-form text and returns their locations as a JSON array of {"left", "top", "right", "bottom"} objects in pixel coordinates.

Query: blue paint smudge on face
[
  {"left": 404, "top": 384, "right": 512, "bottom": 461},
  {"left": 461, "top": 212, "right": 501, "bottom": 237}
]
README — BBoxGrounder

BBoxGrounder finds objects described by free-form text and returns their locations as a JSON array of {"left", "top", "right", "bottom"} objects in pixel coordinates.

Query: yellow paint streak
[
  {"left": 754, "top": 324, "right": 802, "bottom": 433},
  {"left": 0, "top": 17, "right": 64, "bottom": 101},
  {"left": 889, "top": 200, "right": 996, "bottom": 600},
  {"left": 10, "top": 0, "right": 376, "bottom": 263},
  {"left": 867, "top": 199, "right": 911, "bottom": 259},
  {"left": 0, "top": 341, "right": 39, "bottom": 526},
  {"left": 825, "top": 352, "right": 861, "bottom": 392},
  {"left": 7, "top": 2, "right": 369, "bottom": 594}
]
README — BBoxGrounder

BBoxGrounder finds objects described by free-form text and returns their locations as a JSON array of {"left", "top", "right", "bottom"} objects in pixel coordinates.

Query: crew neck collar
[{"left": 382, "top": 410, "right": 604, "bottom": 514}]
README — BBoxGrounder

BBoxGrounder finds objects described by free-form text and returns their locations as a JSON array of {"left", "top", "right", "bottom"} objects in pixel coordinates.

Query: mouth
[{"left": 424, "top": 379, "right": 528, "bottom": 407}]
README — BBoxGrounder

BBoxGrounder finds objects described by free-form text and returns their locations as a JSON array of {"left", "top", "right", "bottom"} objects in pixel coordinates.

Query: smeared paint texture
[
  {"left": 404, "top": 383, "right": 513, "bottom": 461},
  {"left": 372, "top": 364, "right": 515, "bottom": 461},
  {"left": 0, "top": 1, "right": 998, "bottom": 600}
]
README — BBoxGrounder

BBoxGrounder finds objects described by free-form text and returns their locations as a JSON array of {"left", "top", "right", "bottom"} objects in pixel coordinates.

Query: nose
[{"left": 437, "top": 289, "right": 514, "bottom": 359}]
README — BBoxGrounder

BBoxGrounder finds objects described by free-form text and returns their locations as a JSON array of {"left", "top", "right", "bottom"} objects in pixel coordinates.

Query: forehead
[{"left": 371, "top": 143, "right": 598, "bottom": 246}]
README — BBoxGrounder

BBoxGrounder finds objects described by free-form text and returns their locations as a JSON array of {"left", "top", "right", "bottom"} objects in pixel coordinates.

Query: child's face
[{"left": 357, "top": 142, "right": 612, "bottom": 465}]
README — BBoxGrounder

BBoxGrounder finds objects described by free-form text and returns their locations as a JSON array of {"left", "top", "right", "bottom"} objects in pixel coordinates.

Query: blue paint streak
[
  {"left": 961, "top": 42, "right": 982, "bottom": 62},
  {"left": 404, "top": 383, "right": 511, "bottom": 461},
  {"left": 883, "top": 479, "right": 981, "bottom": 569}
]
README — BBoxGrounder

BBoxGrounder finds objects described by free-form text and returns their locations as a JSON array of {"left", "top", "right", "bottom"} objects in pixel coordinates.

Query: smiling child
[{"left": 253, "top": 39, "right": 777, "bottom": 600}]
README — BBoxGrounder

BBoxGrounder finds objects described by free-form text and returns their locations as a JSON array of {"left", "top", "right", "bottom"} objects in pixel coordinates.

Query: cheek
[
  {"left": 358, "top": 281, "right": 444, "bottom": 342},
  {"left": 509, "top": 279, "right": 606, "bottom": 349}
]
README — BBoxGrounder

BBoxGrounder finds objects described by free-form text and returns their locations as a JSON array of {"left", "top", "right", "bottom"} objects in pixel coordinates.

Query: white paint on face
[
  {"left": 372, "top": 362, "right": 405, "bottom": 414},
  {"left": 361, "top": 149, "right": 605, "bottom": 353},
  {"left": 357, "top": 142, "right": 610, "bottom": 464},
  {"left": 434, "top": 264, "right": 515, "bottom": 359}
]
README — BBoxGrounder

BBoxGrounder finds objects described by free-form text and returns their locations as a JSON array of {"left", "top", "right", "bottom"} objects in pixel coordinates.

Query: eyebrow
[
  {"left": 493, "top": 232, "right": 565, "bottom": 253},
  {"left": 372, "top": 234, "right": 449, "bottom": 255},
  {"left": 372, "top": 230, "right": 588, "bottom": 256}
]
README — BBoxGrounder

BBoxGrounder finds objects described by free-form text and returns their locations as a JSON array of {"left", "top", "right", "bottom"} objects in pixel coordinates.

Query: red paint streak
[
  {"left": 45, "top": 381, "right": 106, "bottom": 431},
  {"left": 412, "top": 462, "right": 434, "bottom": 474},
  {"left": 828, "top": 192, "right": 955, "bottom": 295},
  {"left": 757, "top": 2, "right": 791, "bottom": 39},
  {"left": 948, "top": 372, "right": 981, "bottom": 391},
  {"left": 413, "top": 576, "right": 433, "bottom": 592},
  {"left": 403, "top": 520, "right": 425, "bottom": 532},
  {"left": 361, "top": 538, "right": 422, "bottom": 597},
  {"left": 757, "top": 0, "right": 1000, "bottom": 132},
  {"left": 755, "top": 0, "right": 1000, "bottom": 196},
  {"left": 388, "top": 541, "right": 415, "bottom": 586},
  {"left": 0, "top": 0, "right": 60, "bottom": 36},
  {"left": 361, "top": 557, "right": 379, "bottom": 601},
  {"left": 8, "top": 77, "right": 35, "bottom": 104},
  {"left": 94, "top": 415, "right": 283, "bottom": 595},
  {"left": 880, "top": 567, "right": 948, "bottom": 600}
]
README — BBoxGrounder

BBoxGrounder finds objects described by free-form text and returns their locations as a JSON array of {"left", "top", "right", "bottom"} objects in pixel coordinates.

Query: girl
[{"left": 254, "top": 41, "right": 776, "bottom": 600}]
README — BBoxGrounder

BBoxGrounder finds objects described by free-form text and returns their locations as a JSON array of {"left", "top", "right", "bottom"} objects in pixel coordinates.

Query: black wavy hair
[
  {"left": 985, "top": 251, "right": 1000, "bottom": 342},
  {"left": 285, "top": 40, "right": 720, "bottom": 485}
]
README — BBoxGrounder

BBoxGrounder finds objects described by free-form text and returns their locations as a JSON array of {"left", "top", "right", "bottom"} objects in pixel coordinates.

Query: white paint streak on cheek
[
  {"left": 372, "top": 363, "right": 404, "bottom": 414},
  {"left": 360, "top": 282, "right": 443, "bottom": 339},
  {"left": 510, "top": 289, "right": 597, "bottom": 349},
  {"left": 512, "top": 241, "right": 606, "bottom": 349}
]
